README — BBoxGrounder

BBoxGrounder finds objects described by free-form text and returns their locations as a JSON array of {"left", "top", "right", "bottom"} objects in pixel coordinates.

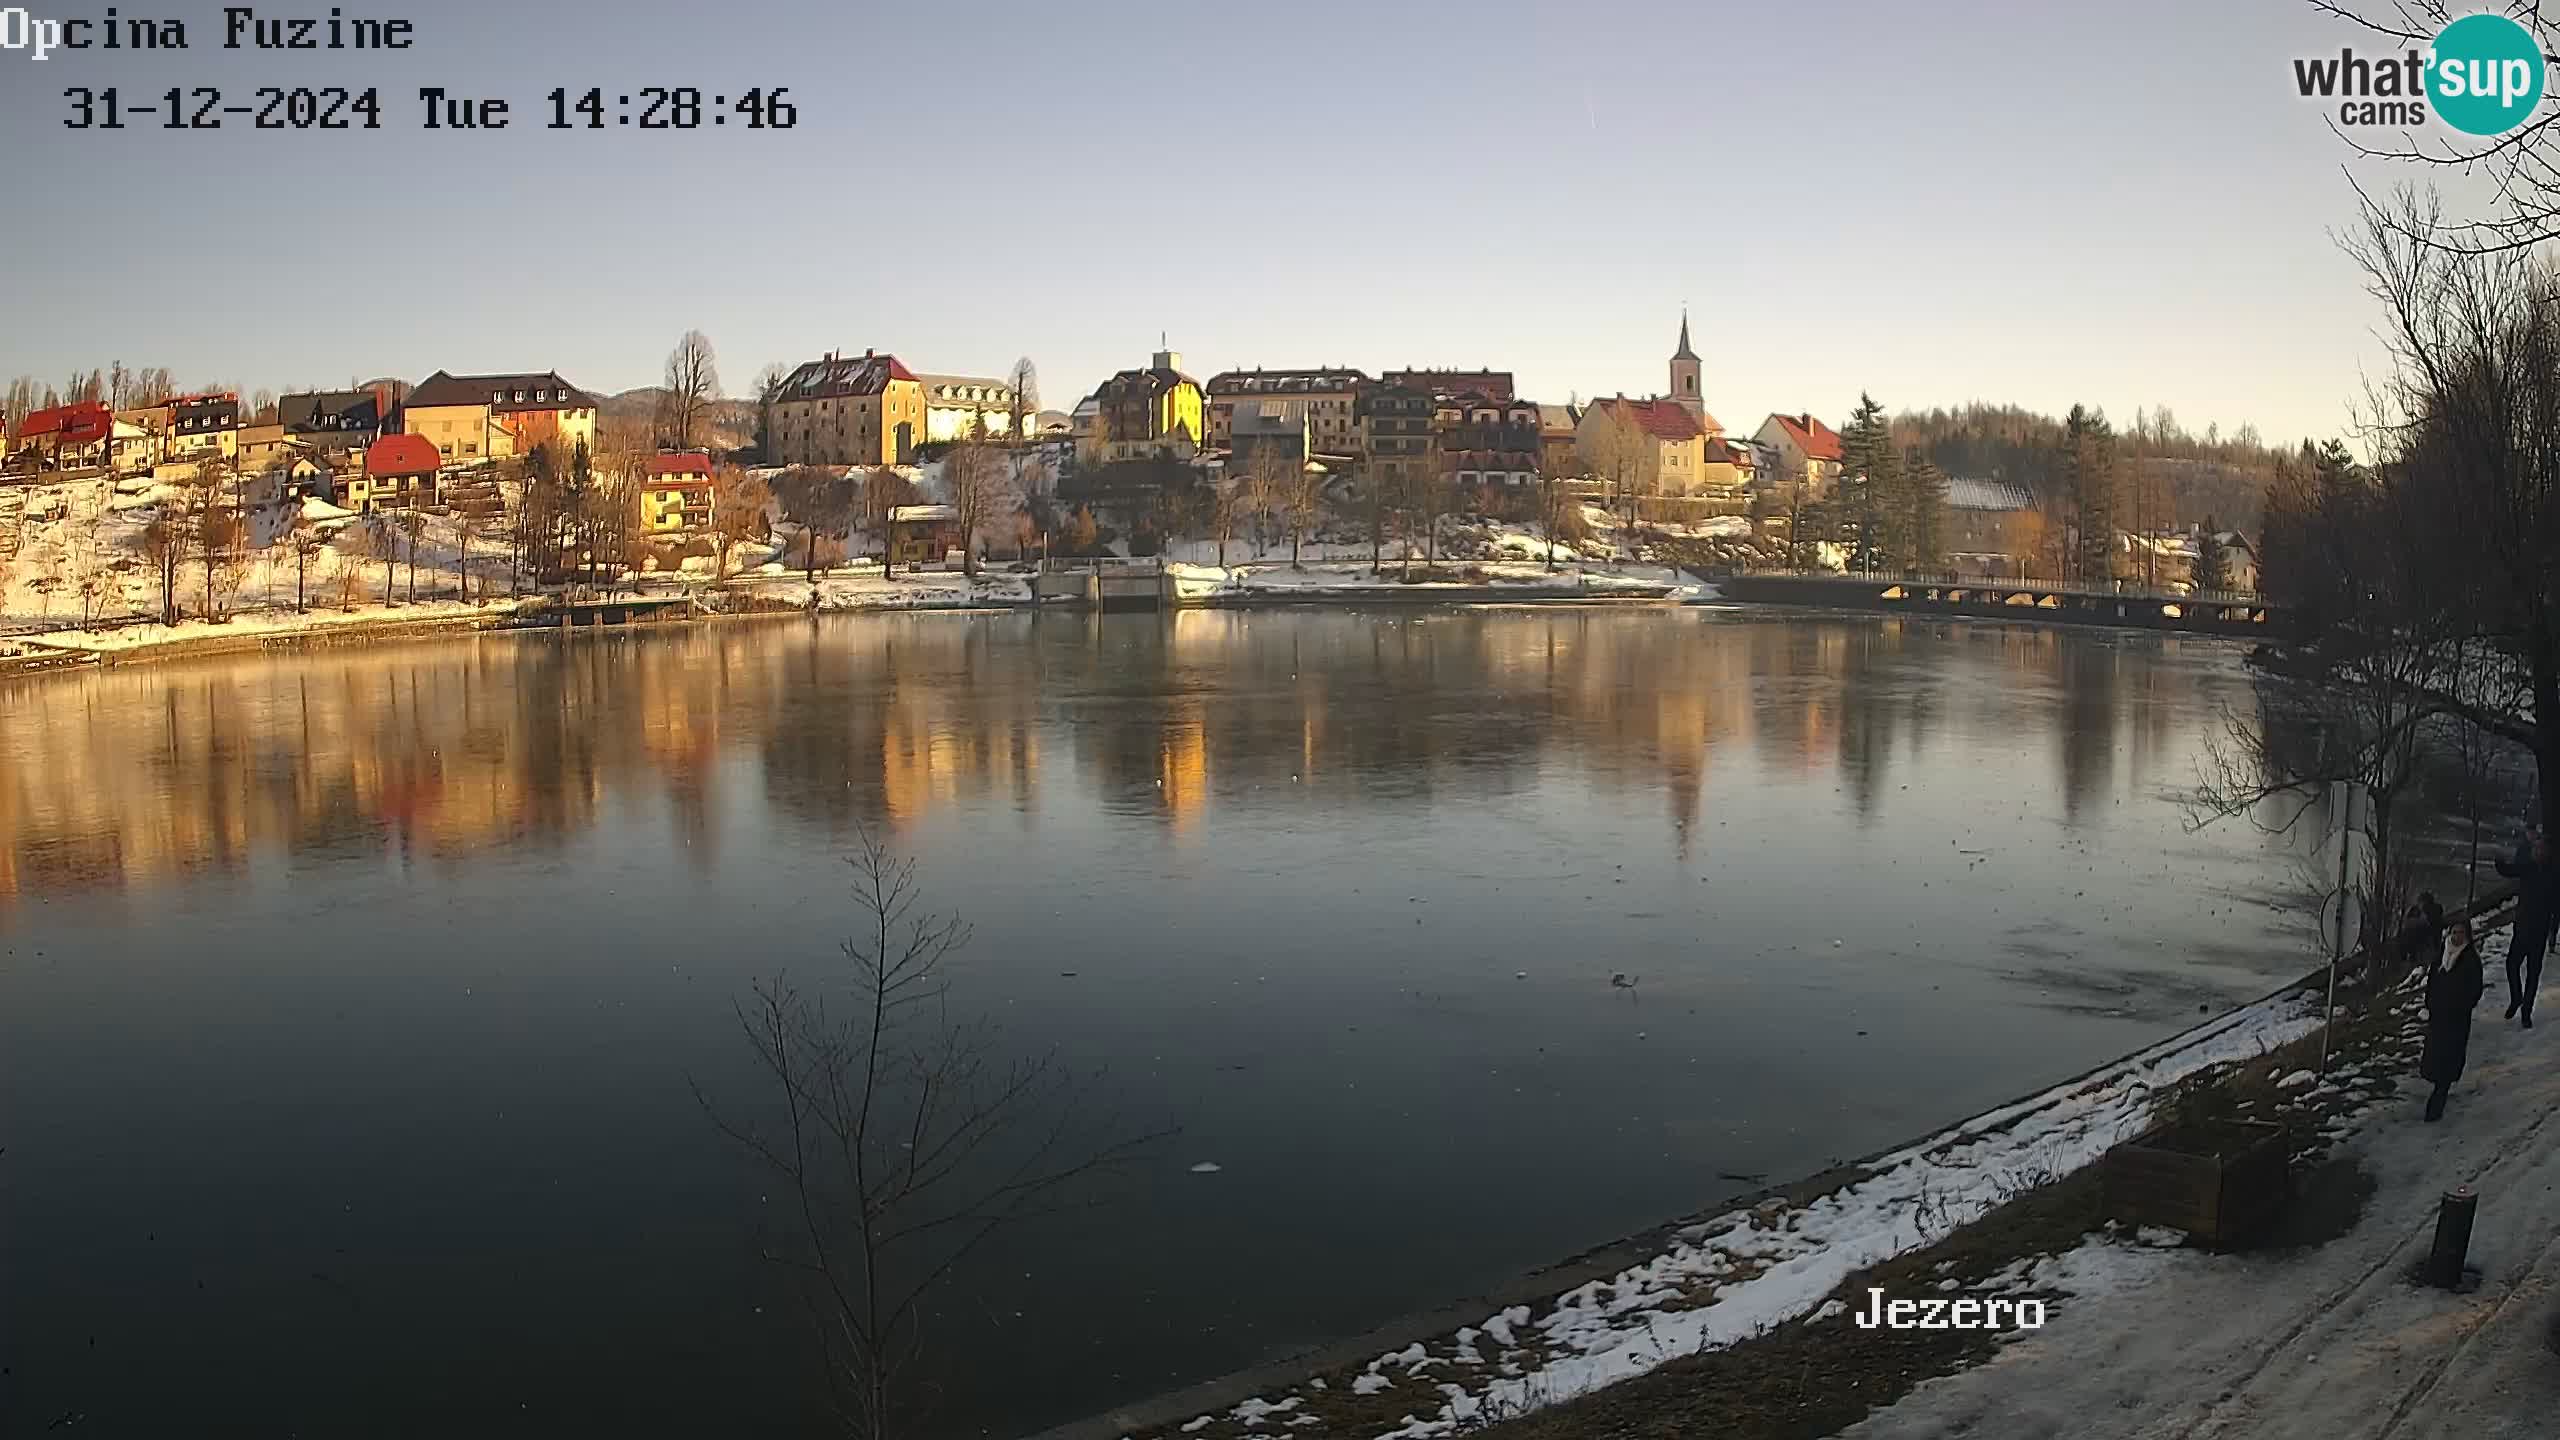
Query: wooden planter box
[{"left": 2104, "top": 1118, "right": 2289, "bottom": 1248}]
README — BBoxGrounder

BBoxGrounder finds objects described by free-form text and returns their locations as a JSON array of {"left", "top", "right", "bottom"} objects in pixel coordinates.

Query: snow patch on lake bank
[{"left": 1276, "top": 984, "right": 2326, "bottom": 1439}]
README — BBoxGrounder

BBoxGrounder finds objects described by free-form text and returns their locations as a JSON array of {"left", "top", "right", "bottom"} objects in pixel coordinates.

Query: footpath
[{"left": 1844, "top": 955, "right": 2560, "bottom": 1440}]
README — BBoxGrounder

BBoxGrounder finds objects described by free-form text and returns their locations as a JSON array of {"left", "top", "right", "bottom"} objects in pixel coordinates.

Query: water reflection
[{"left": 0, "top": 611, "right": 2243, "bottom": 908}]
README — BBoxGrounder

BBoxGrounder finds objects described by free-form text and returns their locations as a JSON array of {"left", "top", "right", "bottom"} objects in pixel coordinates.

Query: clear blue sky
[{"left": 0, "top": 0, "right": 2467, "bottom": 442}]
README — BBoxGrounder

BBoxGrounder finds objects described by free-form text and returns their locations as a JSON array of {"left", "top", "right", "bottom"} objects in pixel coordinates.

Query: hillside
[
  {"left": 1894, "top": 402, "right": 2287, "bottom": 531},
  {"left": 597, "top": 388, "right": 761, "bottom": 455}
]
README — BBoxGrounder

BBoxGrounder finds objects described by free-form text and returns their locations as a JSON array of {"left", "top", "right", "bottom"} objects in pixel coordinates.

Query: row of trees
[
  {"left": 2210, "top": 190, "right": 2560, "bottom": 960},
  {"left": 1831, "top": 392, "right": 1952, "bottom": 574}
]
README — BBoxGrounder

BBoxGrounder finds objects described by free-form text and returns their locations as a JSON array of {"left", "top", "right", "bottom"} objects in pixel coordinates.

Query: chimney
[
  {"left": 1800, "top": 413, "right": 1812, "bottom": 428},
  {"left": 864, "top": 348, "right": 874, "bottom": 359}
]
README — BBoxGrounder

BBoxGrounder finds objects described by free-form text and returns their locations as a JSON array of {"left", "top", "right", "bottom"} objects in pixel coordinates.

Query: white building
[{"left": 917, "top": 374, "right": 1025, "bottom": 444}]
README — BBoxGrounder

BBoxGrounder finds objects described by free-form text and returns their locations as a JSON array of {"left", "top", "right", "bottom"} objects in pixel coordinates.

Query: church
[{"left": 1573, "top": 311, "right": 1754, "bottom": 497}]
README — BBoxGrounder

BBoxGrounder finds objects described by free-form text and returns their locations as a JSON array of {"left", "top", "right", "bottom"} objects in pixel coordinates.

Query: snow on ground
[
  {"left": 1153, "top": 985, "right": 2325, "bottom": 1439},
  {"left": 1159, "top": 559, "right": 1699, "bottom": 601},
  {"left": 734, "top": 568, "right": 1031, "bottom": 612},
  {"left": 0, "top": 477, "right": 514, "bottom": 643},
  {"left": 1840, "top": 967, "right": 2560, "bottom": 1440},
  {"left": 27, "top": 598, "right": 504, "bottom": 654}
]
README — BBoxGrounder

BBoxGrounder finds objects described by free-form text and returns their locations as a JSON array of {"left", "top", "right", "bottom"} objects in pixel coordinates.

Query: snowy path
[{"left": 1846, "top": 994, "right": 2560, "bottom": 1440}]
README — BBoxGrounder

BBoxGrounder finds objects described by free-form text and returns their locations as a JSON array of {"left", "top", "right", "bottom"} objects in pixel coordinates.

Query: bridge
[
  {"left": 1714, "top": 572, "right": 2290, "bottom": 636},
  {"left": 1032, "top": 556, "right": 1172, "bottom": 609}
]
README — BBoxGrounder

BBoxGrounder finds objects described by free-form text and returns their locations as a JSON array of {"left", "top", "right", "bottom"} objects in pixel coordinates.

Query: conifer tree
[
  {"left": 2191, "top": 515, "right": 2231, "bottom": 594},
  {"left": 1838, "top": 393, "right": 1895, "bottom": 572},
  {"left": 1899, "top": 443, "right": 1947, "bottom": 573},
  {"left": 2062, "top": 404, "right": 2118, "bottom": 583}
]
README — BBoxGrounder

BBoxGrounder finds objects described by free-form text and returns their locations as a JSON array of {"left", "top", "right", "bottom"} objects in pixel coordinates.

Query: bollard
[{"left": 2424, "top": 1186, "right": 2479, "bottom": 1289}]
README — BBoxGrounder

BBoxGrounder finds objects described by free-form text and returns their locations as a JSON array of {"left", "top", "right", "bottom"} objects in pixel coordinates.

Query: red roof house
[
  {"left": 648, "top": 451, "right": 713, "bottom": 485},
  {"left": 1767, "top": 412, "right": 1843, "bottom": 463},
  {"left": 12, "top": 402, "right": 112, "bottom": 449},
  {"left": 1592, "top": 395, "right": 1709, "bottom": 442},
  {"left": 365, "top": 434, "right": 441, "bottom": 478}
]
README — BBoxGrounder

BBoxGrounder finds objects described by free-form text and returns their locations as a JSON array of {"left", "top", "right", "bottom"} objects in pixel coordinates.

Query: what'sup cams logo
[{"left": 2295, "top": 11, "right": 2547, "bottom": 135}]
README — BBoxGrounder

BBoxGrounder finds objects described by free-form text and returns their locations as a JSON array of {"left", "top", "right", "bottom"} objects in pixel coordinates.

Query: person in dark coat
[
  {"left": 2493, "top": 830, "right": 2559, "bottom": 1026},
  {"left": 2396, "top": 892, "right": 2446, "bottom": 988},
  {"left": 2422, "top": 918, "right": 2487, "bottom": 1122}
]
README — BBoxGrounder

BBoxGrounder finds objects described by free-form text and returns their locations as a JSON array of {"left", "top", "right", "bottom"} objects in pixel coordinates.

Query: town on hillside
[{"left": 0, "top": 316, "right": 2270, "bottom": 638}]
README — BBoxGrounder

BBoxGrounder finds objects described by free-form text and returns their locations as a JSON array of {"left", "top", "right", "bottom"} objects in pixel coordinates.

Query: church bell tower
[{"left": 1669, "top": 308, "right": 1703, "bottom": 421}]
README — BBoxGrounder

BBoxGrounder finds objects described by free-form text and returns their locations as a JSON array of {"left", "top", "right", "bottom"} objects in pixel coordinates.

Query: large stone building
[
  {"left": 767, "top": 350, "right": 929, "bottom": 467},
  {"left": 402, "top": 371, "right": 598, "bottom": 463},
  {"left": 1202, "top": 368, "right": 1368, "bottom": 454},
  {"left": 916, "top": 374, "right": 1026, "bottom": 444}
]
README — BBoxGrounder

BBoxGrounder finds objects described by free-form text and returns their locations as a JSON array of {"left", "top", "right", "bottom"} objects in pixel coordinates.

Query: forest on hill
[{"left": 1891, "top": 402, "right": 2296, "bottom": 532}]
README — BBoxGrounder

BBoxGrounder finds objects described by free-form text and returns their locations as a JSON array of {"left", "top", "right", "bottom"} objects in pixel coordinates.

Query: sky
[{"left": 0, "top": 0, "right": 2492, "bottom": 443}]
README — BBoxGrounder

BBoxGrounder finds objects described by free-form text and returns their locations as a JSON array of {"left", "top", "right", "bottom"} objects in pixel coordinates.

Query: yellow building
[
  {"left": 1086, "top": 346, "right": 1204, "bottom": 463},
  {"left": 642, "top": 452, "right": 715, "bottom": 535},
  {"left": 1577, "top": 395, "right": 1708, "bottom": 495},
  {"left": 403, "top": 370, "right": 598, "bottom": 463},
  {"left": 767, "top": 350, "right": 929, "bottom": 466},
  {"left": 164, "top": 392, "right": 241, "bottom": 461}
]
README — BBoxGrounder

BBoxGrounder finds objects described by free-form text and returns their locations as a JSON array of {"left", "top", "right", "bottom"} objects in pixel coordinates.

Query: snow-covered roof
[
  {"left": 1946, "top": 476, "right": 2033, "bottom": 512},
  {"left": 889, "top": 504, "right": 957, "bottom": 524}
]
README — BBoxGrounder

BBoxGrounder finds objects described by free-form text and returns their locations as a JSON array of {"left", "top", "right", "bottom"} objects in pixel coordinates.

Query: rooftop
[
  {"left": 774, "top": 351, "right": 920, "bottom": 402},
  {"left": 409, "top": 371, "right": 595, "bottom": 413}
]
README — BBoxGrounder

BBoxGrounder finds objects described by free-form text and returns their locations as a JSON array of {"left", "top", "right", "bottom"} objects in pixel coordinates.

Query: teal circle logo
[{"left": 2429, "top": 13, "right": 2545, "bottom": 135}]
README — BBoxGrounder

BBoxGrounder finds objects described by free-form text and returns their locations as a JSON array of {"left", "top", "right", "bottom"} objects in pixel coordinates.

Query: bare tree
[
  {"left": 664, "top": 330, "right": 722, "bottom": 452},
  {"left": 712, "top": 466, "right": 774, "bottom": 583},
  {"left": 368, "top": 514, "right": 397, "bottom": 604},
  {"left": 777, "top": 466, "right": 857, "bottom": 584},
  {"left": 696, "top": 831, "right": 1162, "bottom": 1440},
  {"left": 399, "top": 510, "right": 428, "bottom": 602},
  {"left": 1007, "top": 358, "right": 1039, "bottom": 444},
  {"left": 291, "top": 514, "right": 324, "bottom": 612},
  {"left": 1234, "top": 445, "right": 1295, "bottom": 566},
  {"left": 943, "top": 440, "right": 1009, "bottom": 579},
  {"left": 753, "top": 362, "right": 793, "bottom": 462},
  {"left": 140, "top": 516, "right": 182, "bottom": 625},
  {"left": 2304, "top": 2, "right": 2560, "bottom": 253},
  {"left": 864, "top": 467, "right": 921, "bottom": 577},
  {"left": 333, "top": 523, "right": 372, "bottom": 610},
  {"left": 1580, "top": 406, "right": 1649, "bottom": 543}
]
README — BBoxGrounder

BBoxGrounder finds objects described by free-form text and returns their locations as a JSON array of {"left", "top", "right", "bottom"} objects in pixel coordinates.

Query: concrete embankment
[{"left": 18, "top": 607, "right": 512, "bottom": 668}]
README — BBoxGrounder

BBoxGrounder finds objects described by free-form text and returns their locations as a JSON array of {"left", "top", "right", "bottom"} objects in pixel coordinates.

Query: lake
[{"left": 0, "top": 607, "right": 2348, "bottom": 1437}]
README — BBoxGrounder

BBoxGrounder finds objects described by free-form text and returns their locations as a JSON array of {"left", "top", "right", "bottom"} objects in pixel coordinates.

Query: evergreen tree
[
  {"left": 2062, "top": 404, "right": 2118, "bottom": 583},
  {"left": 1900, "top": 443, "right": 1947, "bottom": 572},
  {"left": 2191, "top": 515, "right": 2231, "bottom": 594},
  {"left": 1838, "top": 393, "right": 1894, "bottom": 572},
  {"left": 2312, "top": 437, "right": 2362, "bottom": 509}
]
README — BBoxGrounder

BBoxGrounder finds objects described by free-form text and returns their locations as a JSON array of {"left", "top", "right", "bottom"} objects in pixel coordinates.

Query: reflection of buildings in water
[
  {"left": 0, "top": 612, "right": 2231, "bottom": 905},
  {"left": 1159, "top": 702, "right": 1208, "bottom": 834}
]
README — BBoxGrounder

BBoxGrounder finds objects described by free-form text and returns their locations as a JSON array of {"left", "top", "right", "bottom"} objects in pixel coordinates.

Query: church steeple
[{"left": 1669, "top": 307, "right": 1703, "bottom": 419}]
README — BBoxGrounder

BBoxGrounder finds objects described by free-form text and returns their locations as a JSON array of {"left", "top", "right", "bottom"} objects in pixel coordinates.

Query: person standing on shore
[
  {"left": 2422, "top": 918, "right": 2486, "bottom": 1122},
  {"left": 2492, "top": 829, "right": 2558, "bottom": 1027},
  {"left": 2396, "top": 892, "right": 2446, "bottom": 989}
]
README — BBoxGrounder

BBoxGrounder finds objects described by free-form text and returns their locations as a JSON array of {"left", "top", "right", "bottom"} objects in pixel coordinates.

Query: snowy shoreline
[{"left": 1051, "top": 972, "right": 2334, "bottom": 1440}]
